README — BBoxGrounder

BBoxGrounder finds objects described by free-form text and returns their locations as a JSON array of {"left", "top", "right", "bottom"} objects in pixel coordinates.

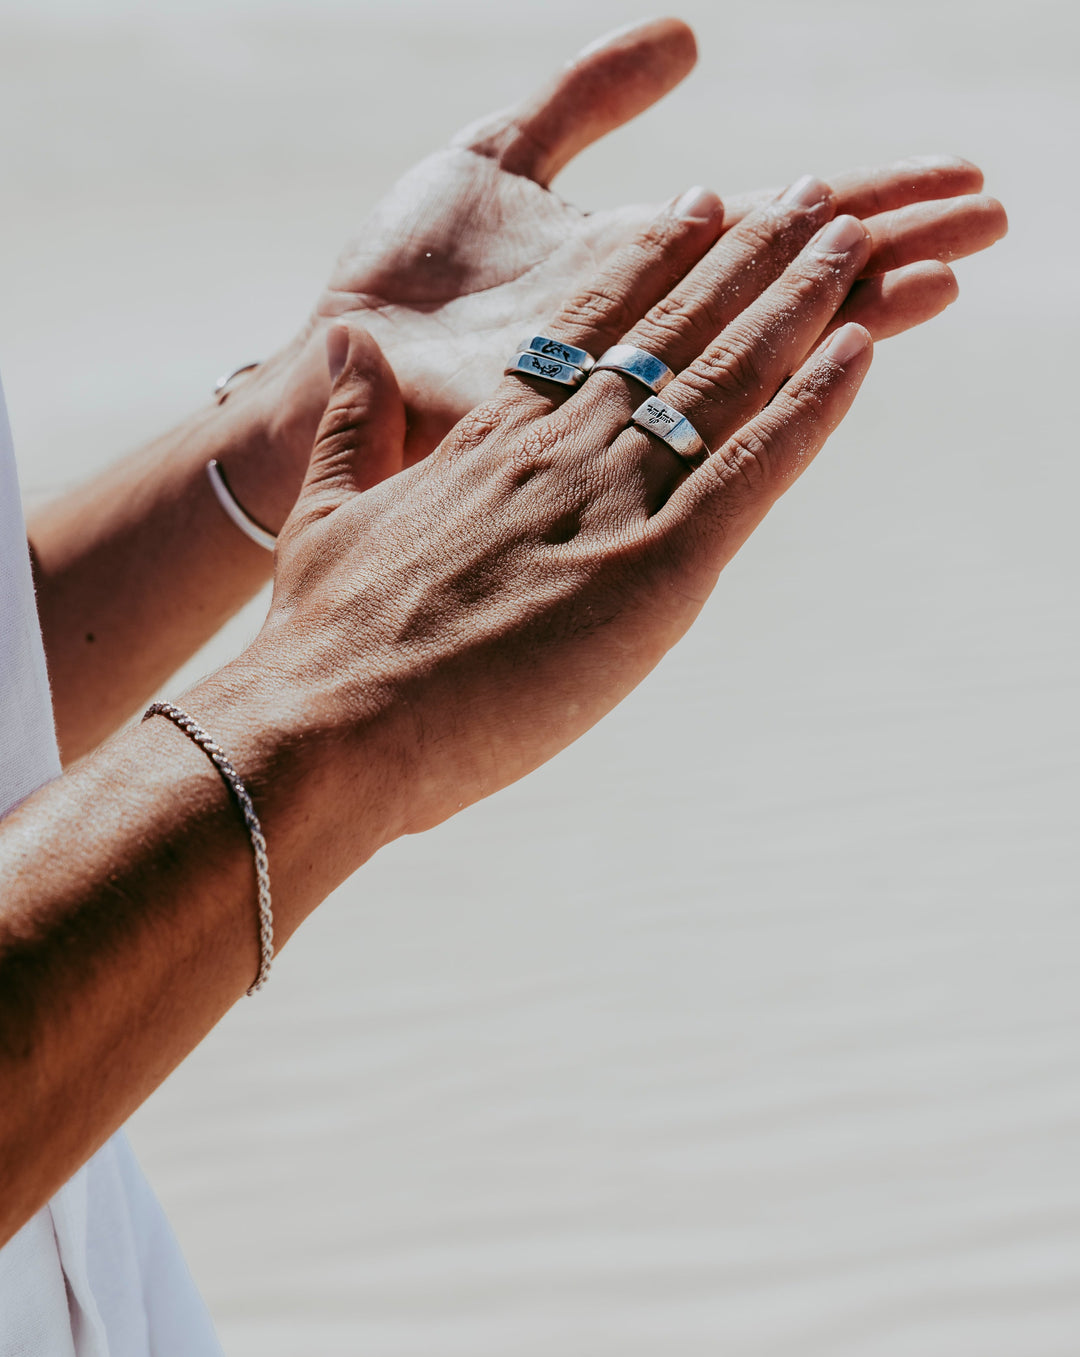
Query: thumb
[
  {"left": 295, "top": 321, "right": 406, "bottom": 519},
  {"left": 455, "top": 18, "right": 697, "bottom": 187}
]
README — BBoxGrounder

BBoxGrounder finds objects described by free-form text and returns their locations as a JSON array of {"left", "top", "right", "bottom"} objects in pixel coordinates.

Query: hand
[
  {"left": 230, "top": 18, "right": 1005, "bottom": 535},
  {"left": 0, "top": 182, "right": 971, "bottom": 1231},
  {"left": 30, "top": 16, "right": 1006, "bottom": 766},
  {"left": 232, "top": 183, "right": 880, "bottom": 889}
]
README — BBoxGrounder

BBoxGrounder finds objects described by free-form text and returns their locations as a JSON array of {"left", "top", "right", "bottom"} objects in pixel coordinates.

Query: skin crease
[
  {"left": 1, "top": 182, "right": 914, "bottom": 1242},
  {"left": 25, "top": 17, "right": 1006, "bottom": 763}
]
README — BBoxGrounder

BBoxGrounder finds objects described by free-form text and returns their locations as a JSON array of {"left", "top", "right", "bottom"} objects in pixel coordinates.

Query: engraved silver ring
[
  {"left": 592, "top": 344, "right": 675, "bottom": 395},
  {"left": 505, "top": 347, "right": 591, "bottom": 389},
  {"left": 631, "top": 395, "right": 708, "bottom": 470},
  {"left": 518, "top": 334, "right": 596, "bottom": 374}
]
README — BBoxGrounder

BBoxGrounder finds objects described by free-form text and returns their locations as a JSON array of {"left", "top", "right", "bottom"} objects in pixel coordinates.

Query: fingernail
[
  {"left": 780, "top": 174, "right": 830, "bottom": 208},
  {"left": 823, "top": 323, "right": 870, "bottom": 366},
  {"left": 812, "top": 214, "right": 867, "bottom": 256},
  {"left": 673, "top": 185, "right": 722, "bottom": 222},
  {"left": 326, "top": 325, "right": 349, "bottom": 383}
]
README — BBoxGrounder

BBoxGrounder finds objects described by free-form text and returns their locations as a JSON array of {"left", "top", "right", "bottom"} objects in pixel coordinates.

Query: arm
[
  {"left": 27, "top": 368, "right": 285, "bottom": 764},
  {"left": 27, "top": 19, "right": 1006, "bottom": 765},
  {"left": 0, "top": 652, "right": 401, "bottom": 1244},
  {"left": 5, "top": 181, "right": 909, "bottom": 1243}
]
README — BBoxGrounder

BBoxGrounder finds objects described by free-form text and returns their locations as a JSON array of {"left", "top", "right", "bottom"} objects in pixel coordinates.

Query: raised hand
[
  {"left": 0, "top": 179, "right": 983, "bottom": 1234},
  {"left": 27, "top": 17, "right": 1007, "bottom": 768},
  {"left": 228, "top": 19, "right": 1005, "bottom": 530},
  {"left": 238, "top": 185, "right": 880, "bottom": 875}
]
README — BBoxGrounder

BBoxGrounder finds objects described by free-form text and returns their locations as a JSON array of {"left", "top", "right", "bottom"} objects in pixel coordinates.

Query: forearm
[
  {"left": 26, "top": 350, "right": 315, "bottom": 764},
  {"left": 0, "top": 654, "right": 398, "bottom": 1246}
]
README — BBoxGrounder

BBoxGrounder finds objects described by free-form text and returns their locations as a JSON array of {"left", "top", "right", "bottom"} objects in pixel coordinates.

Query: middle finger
[
  {"left": 501, "top": 175, "right": 836, "bottom": 423},
  {"left": 636, "top": 212, "right": 871, "bottom": 459},
  {"left": 582, "top": 209, "right": 872, "bottom": 457}
]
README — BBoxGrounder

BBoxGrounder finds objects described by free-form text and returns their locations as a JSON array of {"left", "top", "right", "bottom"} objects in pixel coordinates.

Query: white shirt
[{"left": 0, "top": 372, "right": 223, "bottom": 1357}]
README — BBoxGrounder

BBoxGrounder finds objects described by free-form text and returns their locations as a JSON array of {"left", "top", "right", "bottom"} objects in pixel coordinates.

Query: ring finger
[
  {"left": 499, "top": 175, "right": 836, "bottom": 424},
  {"left": 633, "top": 211, "right": 872, "bottom": 462},
  {"left": 577, "top": 208, "right": 871, "bottom": 506}
]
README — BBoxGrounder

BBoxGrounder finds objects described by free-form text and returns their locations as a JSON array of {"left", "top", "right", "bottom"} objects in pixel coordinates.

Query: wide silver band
[
  {"left": 519, "top": 334, "right": 595, "bottom": 373},
  {"left": 206, "top": 459, "right": 278, "bottom": 551},
  {"left": 593, "top": 344, "right": 675, "bottom": 395},
  {"left": 632, "top": 396, "right": 708, "bottom": 469},
  {"left": 505, "top": 350, "right": 589, "bottom": 389}
]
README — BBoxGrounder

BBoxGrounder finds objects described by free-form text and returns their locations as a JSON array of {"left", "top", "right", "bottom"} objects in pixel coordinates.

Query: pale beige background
[{"left": 1, "top": 1, "right": 1077, "bottom": 1353}]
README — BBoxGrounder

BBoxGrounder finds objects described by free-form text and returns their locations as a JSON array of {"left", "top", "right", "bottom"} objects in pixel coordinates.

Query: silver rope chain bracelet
[{"left": 143, "top": 701, "right": 274, "bottom": 994}]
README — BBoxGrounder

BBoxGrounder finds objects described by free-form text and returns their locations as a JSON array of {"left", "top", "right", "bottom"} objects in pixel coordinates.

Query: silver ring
[
  {"left": 631, "top": 396, "right": 708, "bottom": 469},
  {"left": 505, "top": 350, "right": 589, "bottom": 389},
  {"left": 592, "top": 344, "right": 674, "bottom": 395},
  {"left": 518, "top": 335, "right": 595, "bottom": 374}
]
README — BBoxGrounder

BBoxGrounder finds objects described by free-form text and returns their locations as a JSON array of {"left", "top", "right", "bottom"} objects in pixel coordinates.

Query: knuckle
[
  {"left": 783, "top": 259, "right": 839, "bottom": 308},
  {"left": 449, "top": 398, "right": 511, "bottom": 455},
  {"left": 517, "top": 421, "right": 557, "bottom": 464},
  {"left": 737, "top": 211, "right": 787, "bottom": 256},
  {"left": 728, "top": 203, "right": 827, "bottom": 287},
  {"left": 313, "top": 398, "right": 378, "bottom": 462},
  {"left": 795, "top": 239, "right": 860, "bottom": 295},
  {"left": 631, "top": 291, "right": 699, "bottom": 356},
  {"left": 787, "top": 376, "right": 830, "bottom": 423},
  {"left": 718, "top": 425, "right": 773, "bottom": 493},
  {"left": 555, "top": 282, "right": 637, "bottom": 344},
  {"left": 683, "top": 338, "right": 766, "bottom": 407},
  {"left": 737, "top": 204, "right": 811, "bottom": 259},
  {"left": 502, "top": 416, "right": 563, "bottom": 484},
  {"left": 625, "top": 216, "right": 693, "bottom": 275},
  {"left": 624, "top": 216, "right": 677, "bottom": 261}
]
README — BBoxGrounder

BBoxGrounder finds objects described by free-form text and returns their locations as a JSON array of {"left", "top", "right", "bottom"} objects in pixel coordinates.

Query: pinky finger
[{"left": 658, "top": 323, "right": 873, "bottom": 574}]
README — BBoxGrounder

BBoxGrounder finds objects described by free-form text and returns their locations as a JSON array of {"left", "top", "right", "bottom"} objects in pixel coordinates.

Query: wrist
[
  {"left": 181, "top": 644, "right": 408, "bottom": 931},
  {"left": 211, "top": 322, "right": 340, "bottom": 535}
]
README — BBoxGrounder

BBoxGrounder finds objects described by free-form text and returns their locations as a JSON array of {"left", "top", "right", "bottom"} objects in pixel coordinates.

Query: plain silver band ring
[
  {"left": 592, "top": 344, "right": 675, "bottom": 395},
  {"left": 518, "top": 335, "right": 595, "bottom": 373},
  {"left": 505, "top": 351, "right": 589, "bottom": 389},
  {"left": 631, "top": 396, "right": 708, "bottom": 470}
]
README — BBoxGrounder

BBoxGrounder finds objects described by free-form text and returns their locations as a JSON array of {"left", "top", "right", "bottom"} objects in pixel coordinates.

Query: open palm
[
  {"left": 318, "top": 147, "right": 655, "bottom": 459},
  {"left": 261, "top": 18, "right": 1004, "bottom": 496}
]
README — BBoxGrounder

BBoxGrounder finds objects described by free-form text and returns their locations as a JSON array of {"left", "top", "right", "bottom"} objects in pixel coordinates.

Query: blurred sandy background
[{"left": 1, "top": 1, "right": 1077, "bottom": 1353}]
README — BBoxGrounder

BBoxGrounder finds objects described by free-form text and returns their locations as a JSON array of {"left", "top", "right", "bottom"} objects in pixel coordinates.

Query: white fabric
[{"left": 0, "top": 372, "right": 224, "bottom": 1357}]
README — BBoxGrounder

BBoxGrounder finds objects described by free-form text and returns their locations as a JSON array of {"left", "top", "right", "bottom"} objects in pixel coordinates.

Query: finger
[
  {"left": 862, "top": 194, "right": 1008, "bottom": 275},
  {"left": 495, "top": 186, "right": 725, "bottom": 420},
  {"left": 631, "top": 214, "right": 871, "bottom": 457},
  {"left": 454, "top": 18, "right": 697, "bottom": 187},
  {"left": 656, "top": 324, "right": 873, "bottom": 571},
  {"left": 822, "top": 260, "right": 958, "bottom": 344},
  {"left": 831, "top": 154, "right": 984, "bottom": 218},
  {"left": 615, "top": 177, "right": 836, "bottom": 384},
  {"left": 294, "top": 323, "right": 406, "bottom": 521},
  {"left": 510, "top": 177, "right": 833, "bottom": 426},
  {"left": 720, "top": 154, "right": 986, "bottom": 230}
]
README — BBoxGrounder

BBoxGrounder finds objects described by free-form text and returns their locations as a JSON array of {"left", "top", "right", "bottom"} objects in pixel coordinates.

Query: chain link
[{"left": 143, "top": 701, "right": 273, "bottom": 994}]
